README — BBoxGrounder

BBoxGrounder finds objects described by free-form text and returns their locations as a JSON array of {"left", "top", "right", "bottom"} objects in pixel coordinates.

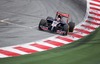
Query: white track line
[
  {"left": 0, "top": 54, "right": 9, "bottom": 58},
  {"left": 36, "top": 41, "right": 58, "bottom": 48},
  {"left": 0, "top": 47, "right": 28, "bottom": 55},
  {"left": 19, "top": 44, "right": 44, "bottom": 51},
  {"left": 0, "top": 0, "right": 100, "bottom": 58}
]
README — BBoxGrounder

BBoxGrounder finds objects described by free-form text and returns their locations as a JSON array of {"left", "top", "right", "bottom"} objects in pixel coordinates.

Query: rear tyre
[
  {"left": 63, "top": 24, "right": 68, "bottom": 35},
  {"left": 68, "top": 21, "right": 75, "bottom": 32},
  {"left": 38, "top": 19, "right": 46, "bottom": 30}
]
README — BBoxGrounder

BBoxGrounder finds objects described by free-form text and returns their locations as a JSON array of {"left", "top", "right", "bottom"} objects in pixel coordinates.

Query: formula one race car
[{"left": 38, "top": 12, "right": 75, "bottom": 35}]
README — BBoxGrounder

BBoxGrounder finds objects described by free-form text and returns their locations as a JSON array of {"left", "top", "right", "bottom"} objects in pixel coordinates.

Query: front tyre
[
  {"left": 62, "top": 24, "right": 68, "bottom": 35},
  {"left": 38, "top": 19, "right": 46, "bottom": 30}
]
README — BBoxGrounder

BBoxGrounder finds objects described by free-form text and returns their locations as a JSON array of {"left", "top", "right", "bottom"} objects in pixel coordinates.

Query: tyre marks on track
[{"left": 0, "top": 0, "right": 100, "bottom": 58}]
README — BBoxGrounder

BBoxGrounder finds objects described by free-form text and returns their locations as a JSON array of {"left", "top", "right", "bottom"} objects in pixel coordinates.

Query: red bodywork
[
  {"left": 39, "top": 11, "right": 70, "bottom": 35},
  {"left": 56, "top": 12, "right": 70, "bottom": 23}
]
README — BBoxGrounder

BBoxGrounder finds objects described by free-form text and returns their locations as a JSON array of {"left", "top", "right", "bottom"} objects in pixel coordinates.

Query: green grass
[{"left": 0, "top": 27, "right": 100, "bottom": 64}]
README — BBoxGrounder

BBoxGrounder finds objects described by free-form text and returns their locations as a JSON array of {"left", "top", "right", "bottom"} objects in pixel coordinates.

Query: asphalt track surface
[{"left": 0, "top": 0, "right": 86, "bottom": 47}]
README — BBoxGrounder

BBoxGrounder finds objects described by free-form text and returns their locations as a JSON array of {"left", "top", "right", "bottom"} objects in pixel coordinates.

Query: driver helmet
[{"left": 58, "top": 14, "right": 62, "bottom": 19}]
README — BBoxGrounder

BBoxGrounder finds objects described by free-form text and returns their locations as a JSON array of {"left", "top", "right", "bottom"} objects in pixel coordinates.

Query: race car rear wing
[{"left": 55, "top": 11, "right": 70, "bottom": 23}]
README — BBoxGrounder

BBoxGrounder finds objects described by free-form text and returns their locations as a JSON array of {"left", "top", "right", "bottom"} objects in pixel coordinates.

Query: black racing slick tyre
[
  {"left": 63, "top": 24, "right": 68, "bottom": 35},
  {"left": 38, "top": 19, "right": 46, "bottom": 30},
  {"left": 68, "top": 21, "right": 75, "bottom": 32}
]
